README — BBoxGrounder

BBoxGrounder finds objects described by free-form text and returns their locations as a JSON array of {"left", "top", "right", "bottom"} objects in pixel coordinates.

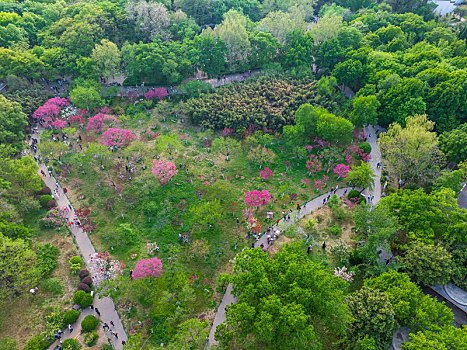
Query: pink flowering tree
[
  {"left": 333, "top": 164, "right": 351, "bottom": 179},
  {"left": 301, "top": 178, "right": 310, "bottom": 188},
  {"left": 33, "top": 97, "right": 70, "bottom": 120},
  {"left": 144, "top": 90, "right": 156, "bottom": 101},
  {"left": 222, "top": 128, "right": 235, "bottom": 137},
  {"left": 127, "top": 90, "right": 138, "bottom": 101},
  {"left": 306, "top": 155, "right": 322, "bottom": 176},
  {"left": 155, "top": 87, "right": 168, "bottom": 100},
  {"left": 243, "top": 207, "right": 254, "bottom": 220},
  {"left": 133, "top": 257, "right": 163, "bottom": 279},
  {"left": 87, "top": 113, "right": 118, "bottom": 132},
  {"left": 313, "top": 179, "right": 324, "bottom": 192},
  {"left": 259, "top": 167, "right": 274, "bottom": 181},
  {"left": 152, "top": 159, "right": 178, "bottom": 185},
  {"left": 51, "top": 119, "right": 66, "bottom": 129},
  {"left": 244, "top": 190, "right": 271, "bottom": 209},
  {"left": 101, "top": 128, "right": 136, "bottom": 147},
  {"left": 323, "top": 175, "right": 329, "bottom": 186}
]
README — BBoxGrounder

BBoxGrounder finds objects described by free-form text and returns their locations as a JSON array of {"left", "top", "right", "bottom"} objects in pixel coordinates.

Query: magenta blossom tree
[
  {"left": 51, "top": 119, "right": 66, "bottom": 129},
  {"left": 333, "top": 164, "right": 351, "bottom": 179},
  {"left": 152, "top": 159, "right": 178, "bottom": 185},
  {"left": 33, "top": 97, "right": 70, "bottom": 119},
  {"left": 306, "top": 155, "right": 322, "bottom": 176},
  {"left": 133, "top": 257, "right": 163, "bottom": 279},
  {"left": 313, "top": 179, "right": 324, "bottom": 191},
  {"left": 87, "top": 113, "right": 118, "bottom": 132},
  {"left": 301, "top": 178, "right": 310, "bottom": 188},
  {"left": 101, "top": 128, "right": 136, "bottom": 147},
  {"left": 244, "top": 190, "right": 271, "bottom": 208},
  {"left": 259, "top": 167, "right": 273, "bottom": 181}
]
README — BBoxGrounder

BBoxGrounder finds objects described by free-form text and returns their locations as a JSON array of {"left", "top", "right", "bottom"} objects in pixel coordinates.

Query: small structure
[{"left": 266, "top": 212, "right": 274, "bottom": 219}]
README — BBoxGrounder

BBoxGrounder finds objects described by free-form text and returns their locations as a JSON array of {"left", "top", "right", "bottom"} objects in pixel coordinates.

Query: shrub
[
  {"left": 382, "top": 170, "right": 389, "bottom": 176},
  {"left": 73, "top": 290, "right": 93, "bottom": 308},
  {"left": 83, "top": 330, "right": 98, "bottom": 346},
  {"left": 380, "top": 176, "right": 387, "bottom": 184},
  {"left": 62, "top": 338, "right": 80, "bottom": 350},
  {"left": 77, "top": 283, "right": 91, "bottom": 293},
  {"left": 24, "top": 336, "right": 46, "bottom": 350},
  {"left": 348, "top": 190, "right": 360, "bottom": 200},
  {"left": 47, "top": 199, "right": 57, "bottom": 208},
  {"left": 330, "top": 224, "right": 342, "bottom": 236},
  {"left": 40, "top": 186, "right": 52, "bottom": 195},
  {"left": 39, "top": 195, "right": 53, "bottom": 207},
  {"left": 41, "top": 278, "right": 63, "bottom": 296},
  {"left": 79, "top": 269, "right": 90, "bottom": 279},
  {"left": 81, "top": 276, "right": 92, "bottom": 286},
  {"left": 63, "top": 310, "right": 80, "bottom": 324},
  {"left": 81, "top": 315, "right": 98, "bottom": 332},
  {"left": 70, "top": 256, "right": 82, "bottom": 264},
  {"left": 358, "top": 142, "right": 371, "bottom": 155}
]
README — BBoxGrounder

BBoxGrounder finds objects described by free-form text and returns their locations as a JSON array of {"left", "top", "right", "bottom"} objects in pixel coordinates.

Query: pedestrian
[
  {"left": 54, "top": 333, "right": 61, "bottom": 339},
  {"left": 95, "top": 308, "right": 101, "bottom": 317},
  {"left": 68, "top": 204, "right": 72, "bottom": 211},
  {"left": 68, "top": 324, "right": 73, "bottom": 332},
  {"left": 236, "top": 217, "right": 239, "bottom": 224},
  {"left": 251, "top": 242, "right": 254, "bottom": 249},
  {"left": 103, "top": 323, "right": 109, "bottom": 330},
  {"left": 322, "top": 241, "right": 326, "bottom": 250},
  {"left": 110, "top": 321, "right": 115, "bottom": 327},
  {"left": 323, "top": 198, "right": 326, "bottom": 204},
  {"left": 90, "top": 304, "right": 94, "bottom": 310},
  {"left": 307, "top": 245, "right": 312, "bottom": 255},
  {"left": 114, "top": 332, "right": 118, "bottom": 339},
  {"left": 130, "top": 270, "right": 133, "bottom": 279},
  {"left": 122, "top": 340, "right": 126, "bottom": 345},
  {"left": 296, "top": 204, "right": 300, "bottom": 210}
]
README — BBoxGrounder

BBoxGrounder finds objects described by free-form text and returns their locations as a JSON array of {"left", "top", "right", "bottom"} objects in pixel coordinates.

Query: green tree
[
  {"left": 247, "top": 145, "right": 276, "bottom": 168},
  {"left": 431, "top": 170, "right": 465, "bottom": 193},
  {"left": 212, "top": 137, "right": 241, "bottom": 161},
  {"left": 381, "top": 188, "right": 467, "bottom": 243},
  {"left": 0, "top": 233, "right": 38, "bottom": 306},
  {"left": 439, "top": 123, "right": 467, "bottom": 164},
  {"left": 215, "top": 243, "right": 351, "bottom": 348},
  {"left": 217, "top": 10, "right": 251, "bottom": 68},
  {"left": 378, "top": 114, "right": 444, "bottom": 187},
  {"left": 69, "top": 85, "right": 103, "bottom": 111},
  {"left": 257, "top": 10, "right": 306, "bottom": 45},
  {"left": 0, "top": 94, "right": 27, "bottom": 144},
  {"left": 316, "top": 112, "right": 354, "bottom": 144},
  {"left": 189, "top": 199, "right": 223, "bottom": 229},
  {"left": 349, "top": 95, "right": 380, "bottom": 127},
  {"left": 345, "top": 287, "right": 398, "bottom": 349},
  {"left": 155, "top": 134, "right": 181, "bottom": 159},
  {"left": 402, "top": 326, "right": 467, "bottom": 350},
  {"left": 168, "top": 318, "right": 209, "bottom": 350},
  {"left": 346, "top": 161, "right": 375, "bottom": 192},
  {"left": 0, "top": 156, "right": 41, "bottom": 199},
  {"left": 0, "top": 336, "right": 17, "bottom": 350},
  {"left": 193, "top": 34, "right": 226, "bottom": 78},
  {"left": 401, "top": 241, "right": 453, "bottom": 286},
  {"left": 91, "top": 39, "right": 121, "bottom": 82},
  {"left": 332, "top": 58, "right": 365, "bottom": 91}
]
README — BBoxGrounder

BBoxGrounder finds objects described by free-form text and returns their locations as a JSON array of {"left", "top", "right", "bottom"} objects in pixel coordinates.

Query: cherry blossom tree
[
  {"left": 313, "top": 179, "right": 324, "bottom": 191},
  {"left": 301, "top": 178, "right": 310, "bottom": 188},
  {"left": 86, "top": 113, "right": 118, "bottom": 132},
  {"left": 133, "top": 257, "right": 163, "bottom": 279},
  {"left": 152, "top": 159, "right": 178, "bottom": 185},
  {"left": 101, "top": 128, "right": 136, "bottom": 147},
  {"left": 127, "top": 90, "right": 138, "bottom": 101},
  {"left": 33, "top": 97, "right": 70, "bottom": 119},
  {"left": 244, "top": 190, "right": 271, "bottom": 209},
  {"left": 259, "top": 167, "right": 274, "bottom": 181},
  {"left": 306, "top": 155, "right": 322, "bottom": 176},
  {"left": 333, "top": 164, "right": 351, "bottom": 179}
]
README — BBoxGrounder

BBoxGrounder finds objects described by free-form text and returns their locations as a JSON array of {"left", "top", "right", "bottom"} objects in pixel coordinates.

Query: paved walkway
[
  {"left": 207, "top": 125, "right": 384, "bottom": 347},
  {"left": 33, "top": 134, "right": 127, "bottom": 349}
]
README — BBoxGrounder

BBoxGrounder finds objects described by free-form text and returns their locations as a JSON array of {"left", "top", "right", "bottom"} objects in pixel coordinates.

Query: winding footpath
[
  {"left": 32, "top": 133, "right": 127, "bottom": 350},
  {"left": 207, "top": 125, "right": 383, "bottom": 347}
]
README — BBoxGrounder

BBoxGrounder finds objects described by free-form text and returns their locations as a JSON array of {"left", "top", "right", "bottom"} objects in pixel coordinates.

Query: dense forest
[{"left": 0, "top": 0, "right": 467, "bottom": 349}]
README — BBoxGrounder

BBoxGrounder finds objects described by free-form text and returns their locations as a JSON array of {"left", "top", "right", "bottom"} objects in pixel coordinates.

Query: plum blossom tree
[
  {"left": 333, "top": 164, "right": 351, "bottom": 179},
  {"left": 86, "top": 112, "right": 118, "bottom": 132},
  {"left": 306, "top": 155, "right": 322, "bottom": 176},
  {"left": 152, "top": 159, "right": 178, "bottom": 185},
  {"left": 101, "top": 128, "right": 136, "bottom": 147},
  {"left": 244, "top": 190, "right": 271, "bottom": 209},
  {"left": 259, "top": 167, "right": 273, "bottom": 181},
  {"left": 133, "top": 257, "right": 163, "bottom": 279}
]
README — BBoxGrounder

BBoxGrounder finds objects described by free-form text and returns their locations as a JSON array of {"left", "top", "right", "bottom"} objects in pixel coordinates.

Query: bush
[
  {"left": 83, "top": 330, "right": 98, "bottom": 346},
  {"left": 73, "top": 290, "right": 93, "bottom": 308},
  {"left": 330, "top": 224, "right": 342, "bottom": 236},
  {"left": 39, "top": 195, "right": 53, "bottom": 207},
  {"left": 40, "top": 186, "right": 52, "bottom": 195},
  {"left": 81, "top": 276, "right": 92, "bottom": 286},
  {"left": 62, "top": 338, "right": 80, "bottom": 350},
  {"left": 380, "top": 176, "right": 387, "bottom": 184},
  {"left": 70, "top": 256, "right": 82, "bottom": 264},
  {"left": 348, "top": 190, "right": 360, "bottom": 200},
  {"left": 79, "top": 269, "right": 90, "bottom": 279},
  {"left": 41, "top": 278, "right": 63, "bottom": 296},
  {"left": 382, "top": 170, "right": 389, "bottom": 176},
  {"left": 24, "top": 336, "right": 46, "bottom": 350},
  {"left": 77, "top": 283, "right": 91, "bottom": 293},
  {"left": 81, "top": 315, "right": 98, "bottom": 332},
  {"left": 63, "top": 310, "right": 80, "bottom": 324},
  {"left": 358, "top": 142, "right": 371, "bottom": 155},
  {"left": 47, "top": 199, "right": 57, "bottom": 208}
]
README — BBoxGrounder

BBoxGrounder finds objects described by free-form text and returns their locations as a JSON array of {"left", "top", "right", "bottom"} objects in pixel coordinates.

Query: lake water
[{"left": 432, "top": 0, "right": 459, "bottom": 16}]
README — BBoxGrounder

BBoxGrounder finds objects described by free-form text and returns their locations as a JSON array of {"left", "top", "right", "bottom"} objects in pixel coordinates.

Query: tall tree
[
  {"left": 0, "top": 95, "right": 27, "bottom": 144},
  {"left": 126, "top": 0, "right": 170, "bottom": 41},
  {"left": 346, "top": 161, "right": 375, "bottom": 192},
  {"left": 349, "top": 95, "right": 380, "bottom": 127},
  {"left": 439, "top": 123, "right": 467, "bottom": 164},
  {"left": 378, "top": 114, "right": 444, "bottom": 187},
  {"left": 91, "top": 39, "right": 121, "bottom": 82},
  {"left": 217, "top": 10, "right": 251, "bottom": 68},
  {"left": 215, "top": 243, "right": 351, "bottom": 348}
]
